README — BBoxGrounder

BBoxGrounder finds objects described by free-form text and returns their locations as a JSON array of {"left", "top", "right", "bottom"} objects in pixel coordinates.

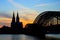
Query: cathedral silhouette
[
  {"left": 11, "top": 12, "right": 23, "bottom": 33},
  {"left": 0, "top": 12, "right": 23, "bottom": 34}
]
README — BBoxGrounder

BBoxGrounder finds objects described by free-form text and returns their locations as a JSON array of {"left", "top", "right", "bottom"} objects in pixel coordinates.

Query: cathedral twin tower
[{"left": 11, "top": 12, "right": 23, "bottom": 33}]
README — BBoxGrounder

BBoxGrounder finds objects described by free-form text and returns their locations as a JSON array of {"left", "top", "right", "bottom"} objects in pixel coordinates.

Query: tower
[
  {"left": 16, "top": 12, "right": 19, "bottom": 22},
  {"left": 11, "top": 12, "right": 23, "bottom": 33},
  {"left": 15, "top": 12, "right": 23, "bottom": 33},
  {"left": 11, "top": 12, "right": 15, "bottom": 28},
  {"left": 15, "top": 12, "right": 23, "bottom": 28}
]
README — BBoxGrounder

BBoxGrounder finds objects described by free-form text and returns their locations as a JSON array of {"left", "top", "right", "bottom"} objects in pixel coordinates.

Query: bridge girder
[{"left": 33, "top": 11, "right": 60, "bottom": 26}]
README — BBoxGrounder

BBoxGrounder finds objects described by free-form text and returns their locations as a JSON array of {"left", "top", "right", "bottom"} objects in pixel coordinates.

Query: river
[{"left": 0, "top": 34, "right": 60, "bottom": 40}]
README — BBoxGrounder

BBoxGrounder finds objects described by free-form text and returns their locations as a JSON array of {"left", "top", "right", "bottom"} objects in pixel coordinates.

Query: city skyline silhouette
[{"left": 0, "top": 11, "right": 60, "bottom": 39}]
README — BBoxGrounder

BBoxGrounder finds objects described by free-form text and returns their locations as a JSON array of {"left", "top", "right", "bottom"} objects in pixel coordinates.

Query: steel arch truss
[{"left": 34, "top": 11, "right": 60, "bottom": 26}]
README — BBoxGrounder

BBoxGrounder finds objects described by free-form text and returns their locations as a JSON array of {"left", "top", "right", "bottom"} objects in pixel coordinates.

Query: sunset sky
[{"left": 0, "top": 0, "right": 60, "bottom": 28}]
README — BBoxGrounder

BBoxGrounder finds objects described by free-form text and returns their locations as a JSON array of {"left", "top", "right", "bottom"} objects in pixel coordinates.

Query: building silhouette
[
  {"left": 0, "top": 12, "right": 23, "bottom": 34},
  {"left": 11, "top": 12, "right": 15, "bottom": 29},
  {"left": 11, "top": 12, "right": 23, "bottom": 33}
]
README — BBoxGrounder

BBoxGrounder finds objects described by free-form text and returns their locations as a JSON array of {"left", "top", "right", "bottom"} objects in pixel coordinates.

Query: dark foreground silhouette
[{"left": 0, "top": 11, "right": 60, "bottom": 39}]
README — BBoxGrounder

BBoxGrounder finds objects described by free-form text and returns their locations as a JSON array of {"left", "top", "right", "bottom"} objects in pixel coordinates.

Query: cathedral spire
[
  {"left": 12, "top": 11, "right": 15, "bottom": 22},
  {"left": 16, "top": 12, "right": 19, "bottom": 22},
  {"left": 11, "top": 11, "right": 15, "bottom": 27}
]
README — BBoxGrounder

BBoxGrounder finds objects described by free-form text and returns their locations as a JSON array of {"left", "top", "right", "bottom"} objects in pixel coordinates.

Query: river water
[{"left": 0, "top": 34, "right": 60, "bottom": 40}]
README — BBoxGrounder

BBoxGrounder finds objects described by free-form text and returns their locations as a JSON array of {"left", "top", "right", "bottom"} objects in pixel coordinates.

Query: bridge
[
  {"left": 25, "top": 11, "right": 60, "bottom": 35},
  {"left": 34, "top": 11, "right": 60, "bottom": 26},
  {"left": 33, "top": 11, "right": 60, "bottom": 34}
]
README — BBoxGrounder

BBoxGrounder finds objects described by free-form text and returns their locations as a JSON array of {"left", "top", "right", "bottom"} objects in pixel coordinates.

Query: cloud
[
  {"left": 0, "top": 10, "right": 38, "bottom": 27},
  {"left": 0, "top": 0, "right": 39, "bottom": 27},
  {"left": 0, "top": 12, "right": 12, "bottom": 18},
  {"left": 8, "top": 0, "right": 13, "bottom": 2},
  {"left": 35, "top": 2, "right": 60, "bottom": 7},
  {"left": 20, "top": 13, "right": 38, "bottom": 20},
  {"left": 35, "top": 4, "right": 48, "bottom": 7},
  {"left": 0, "top": 17, "right": 11, "bottom": 27},
  {"left": 7, "top": 0, "right": 38, "bottom": 21},
  {"left": 19, "top": 9, "right": 38, "bottom": 20},
  {"left": 8, "top": 0, "right": 29, "bottom": 9}
]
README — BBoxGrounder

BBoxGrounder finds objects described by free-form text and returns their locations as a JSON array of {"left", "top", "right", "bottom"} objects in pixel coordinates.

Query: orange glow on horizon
[
  {"left": 20, "top": 18, "right": 34, "bottom": 28},
  {"left": 0, "top": 17, "right": 34, "bottom": 28},
  {"left": 0, "top": 25, "right": 3, "bottom": 28}
]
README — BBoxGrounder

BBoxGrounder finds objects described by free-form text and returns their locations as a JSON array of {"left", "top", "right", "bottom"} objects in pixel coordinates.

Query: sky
[{"left": 0, "top": 0, "right": 60, "bottom": 28}]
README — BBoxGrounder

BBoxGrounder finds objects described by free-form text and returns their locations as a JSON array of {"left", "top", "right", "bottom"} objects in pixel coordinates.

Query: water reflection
[
  {"left": 12, "top": 35, "right": 19, "bottom": 40},
  {"left": 0, "top": 35, "right": 11, "bottom": 40},
  {"left": 46, "top": 34, "right": 60, "bottom": 38},
  {"left": 0, "top": 34, "right": 60, "bottom": 40},
  {"left": 12, "top": 34, "right": 39, "bottom": 40}
]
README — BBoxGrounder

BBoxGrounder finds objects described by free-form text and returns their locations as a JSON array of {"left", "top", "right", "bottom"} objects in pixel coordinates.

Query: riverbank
[{"left": 46, "top": 36, "right": 60, "bottom": 40}]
